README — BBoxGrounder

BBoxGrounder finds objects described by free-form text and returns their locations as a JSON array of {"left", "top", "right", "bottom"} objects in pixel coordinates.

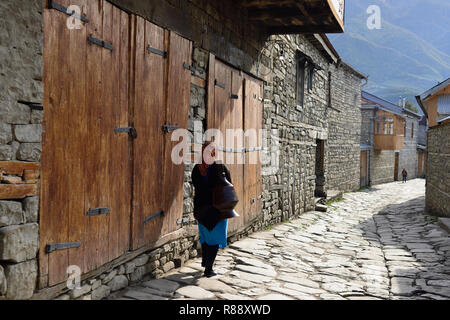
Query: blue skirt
[{"left": 198, "top": 219, "right": 228, "bottom": 249}]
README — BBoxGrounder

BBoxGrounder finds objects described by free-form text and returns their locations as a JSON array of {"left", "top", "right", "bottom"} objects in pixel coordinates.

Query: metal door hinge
[
  {"left": 246, "top": 147, "right": 263, "bottom": 152},
  {"left": 46, "top": 242, "right": 82, "bottom": 254},
  {"left": 147, "top": 46, "right": 167, "bottom": 58},
  {"left": 163, "top": 124, "right": 179, "bottom": 133},
  {"left": 230, "top": 94, "right": 239, "bottom": 99},
  {"left": 87, "top": 207, "right": 110, "bottom": 217},
  {"left": 88, "top": 36, "right": 113, "bottom": 51},
  {"left": 114, "top": 127, "right": 138, "bottom": 139},
  {"left": 18, "top": 101, "right": 44, "bottom": 111},
  {"left": 49, "top": 0, "right": 89, "bottom": 23},
  {"left": 215, "top": 80, "right": 225, "bottom": 89},
  {"left": 183, "top": 63, "right": 195, "bottom": 73},
  {"left": 144, "top": 210, "right": 165, "bottom": 224}
]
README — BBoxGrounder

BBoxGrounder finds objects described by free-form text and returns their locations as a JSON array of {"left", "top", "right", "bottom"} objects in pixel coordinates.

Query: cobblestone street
[{"left": 111, "top": 179, "right": 450, "bottom": 300}]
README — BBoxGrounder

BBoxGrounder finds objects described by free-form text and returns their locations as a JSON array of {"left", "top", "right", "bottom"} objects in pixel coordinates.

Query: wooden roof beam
[{"left": 239, "top": 0, "right": 294, "bottom": 8}]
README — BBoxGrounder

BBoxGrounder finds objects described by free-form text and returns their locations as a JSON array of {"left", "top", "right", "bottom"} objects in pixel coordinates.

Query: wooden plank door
[
  {"left": 41, "top": 0, "right": 131, "bottom": 287},
  {"left": 131, "top": 16, "right": 167, "bottom": 249},
  {"left": 394, "top": 152, "right": 399, "bottom": 181},
  {"left": 41, "top": 0, "right": 84, "bottom": 287},
  {"left": 227, "top": 70, "right": 245, "bottom": 233},
  {"left": 360, "top": 151, "right": 368, "bottom": 187},
  {"left": 244, "top": 77, "right": 264, "bottom": 225},
  {"left": 418, "top": 151, "right": 423, "bottom": 176},
  {"left": 161, "top": 31, "right": 192, "bottom": 237},
  {"left": 84, "top": 0, "right": 131, "bottom": 273}
]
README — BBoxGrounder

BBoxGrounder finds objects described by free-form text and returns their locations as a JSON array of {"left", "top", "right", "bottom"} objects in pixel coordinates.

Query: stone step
[
  {"left": 326, "top": 190, "right": 343, "bottom": 203},
  {"left": 315, "top": 204, "right": 328, "bottom": 212}
]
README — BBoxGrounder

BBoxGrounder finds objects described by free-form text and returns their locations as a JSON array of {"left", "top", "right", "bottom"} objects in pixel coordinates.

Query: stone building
[
  {"left": 360, "top": 91, "right": 422, "bottom": 187},
  {"left": 417, "top": 116, "right": 428, "bottom": 178},
  {"left": 416, "top": 79, "right": 450, "bottom": 217},
  {"left": 0, "top": 0, "right": 368, "bottom": 300}
]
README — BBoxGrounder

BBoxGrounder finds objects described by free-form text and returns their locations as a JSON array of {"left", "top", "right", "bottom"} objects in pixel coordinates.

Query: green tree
[{"left": 404, "top": 100, "right": 419, "bottom": 113}]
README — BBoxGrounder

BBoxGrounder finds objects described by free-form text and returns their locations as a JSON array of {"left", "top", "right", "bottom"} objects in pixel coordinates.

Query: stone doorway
[{"left": 315, "top": 139, "right": 326, "bottom": 197}]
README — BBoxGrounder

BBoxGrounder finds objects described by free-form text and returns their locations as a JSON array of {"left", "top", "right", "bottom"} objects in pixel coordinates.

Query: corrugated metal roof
[{"left": 438, "top": 94, "right": 450, "bottom": 114}]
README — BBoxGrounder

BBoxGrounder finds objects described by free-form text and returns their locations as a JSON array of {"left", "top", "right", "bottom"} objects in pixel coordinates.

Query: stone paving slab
[{"left": 112, "top": 179, "right": 450, "bottom": 301}]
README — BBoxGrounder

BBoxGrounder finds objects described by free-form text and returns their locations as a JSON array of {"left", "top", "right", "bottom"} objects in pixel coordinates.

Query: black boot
[
  {"left": 201, "top": 243, "right": 207, "bottom": 267},
  {"left": 204, "top": 244, "right": 219, "bottom": 278}
]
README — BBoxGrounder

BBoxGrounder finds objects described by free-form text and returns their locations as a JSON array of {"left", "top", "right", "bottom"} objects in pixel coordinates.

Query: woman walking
[{"left": 192, "top": 141, "right": 238, "bottom": 277}]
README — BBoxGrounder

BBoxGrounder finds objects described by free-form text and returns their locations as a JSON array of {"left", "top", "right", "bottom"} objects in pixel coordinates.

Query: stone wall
[
  {"left": 361, "top": 109, "right": 374, "bottom": 147},
  {"left": 370, "top": 150, "right": 395, "bottom": 185},
  {"left": 0, "top": 0, "right": 43, "bottom": 300},
  {"left": 418, "top": 123, "right": 427, "bottom": 147},
  {"left": 426, "top": 122, "right": 450, "bottom": 217},
  {"left": 327, "top": 63, "right": 363, "bottom": 193},
  {"left": 399, "top": 115, "right": 419, "bottom": 180}
]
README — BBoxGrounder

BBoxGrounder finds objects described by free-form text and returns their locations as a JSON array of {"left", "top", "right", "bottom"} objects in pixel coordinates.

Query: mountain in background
[{"left": 328, "top": 0, "right": 450, "bottom": 110}]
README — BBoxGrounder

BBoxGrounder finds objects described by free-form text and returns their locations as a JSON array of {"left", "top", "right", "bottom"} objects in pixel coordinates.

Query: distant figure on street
[{"left": 402, "top": 168, "right": 408, "bottom": 183}]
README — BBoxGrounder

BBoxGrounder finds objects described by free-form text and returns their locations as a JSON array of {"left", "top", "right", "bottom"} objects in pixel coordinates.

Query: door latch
[{"left": 114, "top": 127, "right": 138, "bottom": 139}]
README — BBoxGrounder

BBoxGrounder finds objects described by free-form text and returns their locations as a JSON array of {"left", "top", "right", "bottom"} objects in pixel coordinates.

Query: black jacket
[{"left": 192, "top": 162, "right": 232, "bottom": 230}]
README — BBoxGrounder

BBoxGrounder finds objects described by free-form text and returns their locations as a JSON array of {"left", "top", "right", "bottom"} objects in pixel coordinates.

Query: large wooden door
[
  {"left": 394, "top": 152, "right": 399, "bottom": 181},
  {"left": 418, "top": 151, "right": 423, "bottom": 176},
  {"left": 360, "top": 151, "right": 368, "bottom": 187},
  {"left": 41, "top": 0, "right": 192, "bottom": 286},
  {"left": 206, "top": 57, "right": 263, "bottom": 233},
  {"left": 41, "top": 0, "right": 131, "bottom": 286},
  {"left": 131, "top": 17, "right": 166, "bottom": 249},
  {"left": 212, "top": 60, "right": 244, "bottom": 233},
  {"left": 244, "top": 76, "right": 264, "bottom": 225},
  {"left": 161, "top": 32, "right": 192, "bottom": 237},
  {"left": 131, "top": 21, "right": 192, "bottom": 249}
]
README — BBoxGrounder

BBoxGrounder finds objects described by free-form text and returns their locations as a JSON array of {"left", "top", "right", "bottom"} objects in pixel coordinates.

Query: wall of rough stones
[
  {"left": 360, "top": 109, "right": 374, "bottom": 147},
  {"left": 398, "top": 115, "right": 420, "bottom": 180},
  {"left": 370, "top": 150, "right": 395, "bottom": 185},
  {"left": 326, "top": 63, "right": 363, "bottom": 193},
  {"left": 0, "top": 0, "right": 43, "bottom": 300},
  {"left": 1, "top": 0, "right": 364, "bottom": 300},
  {"left": 426, "top": 122, "right": 450, "bottom": 217}
]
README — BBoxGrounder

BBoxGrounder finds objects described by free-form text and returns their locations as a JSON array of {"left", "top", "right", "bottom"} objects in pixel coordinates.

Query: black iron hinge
[
  {"left": 230, "top": 93, "right": 239, "bottom": 100},
  {"left": 215, "top": 80, "right": 225, "bottom": 90},
  {"left": 183, "top": 63, "right": 195, "bottom": 73},
  {"left": 49, "top": 0, "right": 89, "bottom": 23},
  {"left": 88, "top": 36, "right": 113, "bottom": 51},
  {"left": 114, "top": 127, "right": 138, "bottom": 139},
  {"left": 144, "top": 210, "right": 165, "bottom": 224},
  {"left": 87, "top": 207, "right": 110, "bottom": 217},
  {"left": 147, "top": 46, "right": 167, "bottom": 58},
  {"left": 46, "top": 242, "right": 82, "bottom": 254},
  {"left": 162, "top": 124, "right": 179, "bottom": 133},
  {"left": 18, "top": 101, "right": 44, "bottom": 111}
]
